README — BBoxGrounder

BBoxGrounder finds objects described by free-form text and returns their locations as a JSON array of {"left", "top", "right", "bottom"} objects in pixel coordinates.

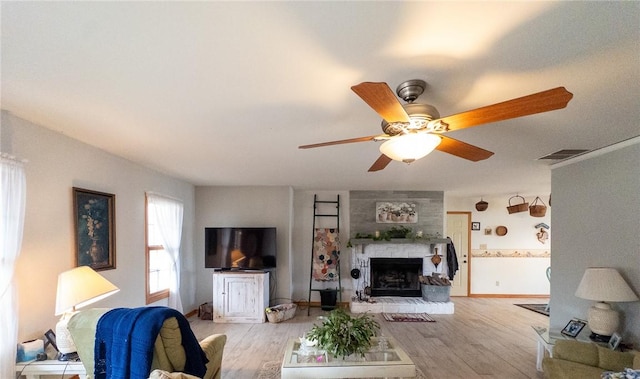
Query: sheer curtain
[
  {"left": 0, "top": 154, "right": 26, "bottom": 378},
  {"left": 147, "top": 193, "right": 184, "bottom": 312}
]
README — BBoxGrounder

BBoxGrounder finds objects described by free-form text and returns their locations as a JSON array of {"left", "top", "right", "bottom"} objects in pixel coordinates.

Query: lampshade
[
  {"left": 575, "top": 267, "right": 639, "bottom": 340},
  {"left": 575, "top": 267, "right": 639, "bottom": 302},
  {"left": 55, "top": 266, "right": 120, "bottom": 315},
  {"left": 55, "top": 266, "right": 119, "bottom": 357},
  {"left": 379, "top": 133, "right": 442, "bottom": 163}
]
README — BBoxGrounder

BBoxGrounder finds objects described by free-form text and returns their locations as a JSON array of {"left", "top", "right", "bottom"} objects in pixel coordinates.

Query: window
[
  {"left": 145, "top": 196, "right": 171, "bottom": 303},
  {"left": 145, "top": 192, "right": 184, "bottom": 311}
]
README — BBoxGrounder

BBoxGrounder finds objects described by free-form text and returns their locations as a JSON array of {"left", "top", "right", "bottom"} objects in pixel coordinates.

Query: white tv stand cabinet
[{"left": 212, "top": 271, "right": 269, "bottom": 323}]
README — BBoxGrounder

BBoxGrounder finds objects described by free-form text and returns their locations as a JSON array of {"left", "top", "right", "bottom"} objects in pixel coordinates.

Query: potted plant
[
  {"left": 387, "top": 225, "right": 412, "bottom": 238},
  {"left": 306, "top": 308, "right": 380, "bottom": 359}
]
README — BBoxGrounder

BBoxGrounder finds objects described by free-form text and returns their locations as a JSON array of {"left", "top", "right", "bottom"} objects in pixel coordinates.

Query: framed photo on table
[
  {"left": 608, "top": 333, "right": 622, "bottom": 350},
  {"left": 561, "top": 318, "right": 586, "bottom": 338},
  {"left": 73, "top": 187, "right": 116, "bottom": 271},
  {"left": 44, "top": 329, "right": 58, "bottom": 352}
]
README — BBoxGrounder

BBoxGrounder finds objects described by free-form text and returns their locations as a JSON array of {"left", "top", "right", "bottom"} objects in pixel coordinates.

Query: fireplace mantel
[{"left": 350, "top": 238, "right": 449, "bottom": 246}]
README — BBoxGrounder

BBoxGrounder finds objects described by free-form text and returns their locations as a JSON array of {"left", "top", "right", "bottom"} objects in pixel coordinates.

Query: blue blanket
[{"left": 94, "top": 307, "right": 208, "bottom": 379}]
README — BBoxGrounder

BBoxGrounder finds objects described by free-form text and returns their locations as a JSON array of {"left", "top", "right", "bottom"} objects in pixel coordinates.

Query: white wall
[
  {"left": 193, "top": 189, "right": 353, "bottom": 306},
  {"left": 447, "top": 195, "right": 551, "bottom": 295},
  {"left": 550, "top": 138, "right": 640, "bottom": 345},
  {"left": 194, "top": 186, "right": 293, "bottom": 306},
  {"left": 292, "top": 191, "right": 351, "bottom": 302},
  {"left": 2, "top": 111, "right": 196, "bottom": 342}
]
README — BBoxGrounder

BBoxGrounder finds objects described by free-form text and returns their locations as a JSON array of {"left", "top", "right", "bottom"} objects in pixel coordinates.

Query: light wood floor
[{"left": 189, "top": 297, "right": 548, "bottom": 378}]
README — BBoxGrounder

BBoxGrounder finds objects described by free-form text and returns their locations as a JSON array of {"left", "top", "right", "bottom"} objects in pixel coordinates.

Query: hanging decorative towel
[{"left": 312, "top": 228, "right": 340, "bottom": 281}]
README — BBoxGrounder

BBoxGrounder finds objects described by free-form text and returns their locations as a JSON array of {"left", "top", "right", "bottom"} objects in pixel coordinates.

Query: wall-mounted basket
[
  {"left": 475, "top": 199, "right": 488, "bottom": 211},
  {"left": 529, "top": 196, "right": 547, "bottom": 217},
  {"left": 507, "top": 195, "right": 529, "bottom": 214}
]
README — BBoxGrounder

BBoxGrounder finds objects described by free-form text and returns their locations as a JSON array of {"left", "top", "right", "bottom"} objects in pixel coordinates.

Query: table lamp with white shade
[
  {"left": 574, "top": 267, "right": 639, "bottom": 342},
  {"left": 55, "top": 266, "right": 119, "bottom": 360}
]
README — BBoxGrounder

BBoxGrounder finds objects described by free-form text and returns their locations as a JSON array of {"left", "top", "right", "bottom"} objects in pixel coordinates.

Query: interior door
[{"left": 447, "top": 212, "right": 470, "bottom": 296}]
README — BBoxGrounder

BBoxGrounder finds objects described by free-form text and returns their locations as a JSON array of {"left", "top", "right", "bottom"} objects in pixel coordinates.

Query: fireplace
[{"left": 370, "top": 258, "right": 422, "bottom": 297}]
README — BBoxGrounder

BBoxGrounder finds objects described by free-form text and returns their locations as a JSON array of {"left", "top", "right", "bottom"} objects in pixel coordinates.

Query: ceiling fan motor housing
[{"left": 396, "top": 79, "right": 427, "bottom": 102}]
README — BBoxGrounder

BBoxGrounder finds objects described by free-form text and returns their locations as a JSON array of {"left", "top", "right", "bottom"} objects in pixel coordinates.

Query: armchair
[{"left": 67, "top": 308, "right": 226, "bottom": 379}]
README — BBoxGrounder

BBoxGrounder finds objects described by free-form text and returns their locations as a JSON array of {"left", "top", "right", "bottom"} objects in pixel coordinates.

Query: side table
[
  {"left": 532, "top": 325, "right": 590, "bottom": 372},
  {"left": 15, "top": 359, "right": 86, "bottom": 379},
  {"left": 532, "top": 326, "right": 555, "bottom": 371}
]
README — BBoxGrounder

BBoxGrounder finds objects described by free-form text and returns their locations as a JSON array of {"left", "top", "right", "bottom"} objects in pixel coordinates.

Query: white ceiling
[{"left": 2, "top": 1, "right": 639, "bottom": 197}]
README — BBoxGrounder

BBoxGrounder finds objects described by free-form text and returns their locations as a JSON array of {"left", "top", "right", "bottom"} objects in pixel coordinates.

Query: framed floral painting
[
  {"left": 73, "top": 187, "right": 116, "bottom": 270},
  {"left": 376, "top": 202, "right": 417, "bottom": 224}
]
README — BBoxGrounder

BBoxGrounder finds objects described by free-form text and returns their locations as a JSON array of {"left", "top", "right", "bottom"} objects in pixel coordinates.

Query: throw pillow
[
  {"left": 148, "top": 369, "right": 200, "bottom": 379},
  {"left": 601, "top": 368, "right": 640, "bottom": 379}
]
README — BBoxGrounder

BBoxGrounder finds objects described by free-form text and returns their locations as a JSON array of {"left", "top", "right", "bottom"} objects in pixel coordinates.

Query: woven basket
[
  {"left": 529, "top": 196, "right": 547, "bottom": 217},
  {"left": 507, "top": 195, "right": 529, "bottom": 214},
  {"left": 265, "top": 303, "right": 297, "bottom": 323},
  {"left": 475, "top": 200, "right": 488, "bottom": 211}
]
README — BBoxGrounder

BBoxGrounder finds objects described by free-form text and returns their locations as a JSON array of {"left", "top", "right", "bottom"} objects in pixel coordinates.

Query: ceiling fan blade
[
  {"left": 299, "top": 135, "right": 385, "bottom": 149},
  {"left": 436, "top": 135, "right": 494, "bottom": 162},
  {"left": 368, "top": 154, "right": 393, "bottom": 172},
  {"left": 439, "top": 87, "right": 573, "bottom": 131},
  {"left": 351, "top": 82, "right": 411, "bottom": 123}
]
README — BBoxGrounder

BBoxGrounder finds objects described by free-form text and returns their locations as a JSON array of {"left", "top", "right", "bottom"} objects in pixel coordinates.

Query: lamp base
[
  {"left": 55, "top": 312, "right": 79, "bottom": 356},
  {"left": 57, "top": 351, "right": 79, "bottom": 361},
  {"left": 587, "top": 302, "right": 619, "bottom": 338},
  {"left": 589, "top": 332, "right": 611, "bottom": 343}
]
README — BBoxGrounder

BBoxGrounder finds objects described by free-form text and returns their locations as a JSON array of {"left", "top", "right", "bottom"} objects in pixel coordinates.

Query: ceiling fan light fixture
[{"left": 379, "top": 133, "right": 442, "bottom": 163}]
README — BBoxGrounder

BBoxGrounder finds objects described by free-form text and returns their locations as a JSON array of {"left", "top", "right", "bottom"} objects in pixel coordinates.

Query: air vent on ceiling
[{"left": 538, "top": 149, "right": 589, "bottom": 160}]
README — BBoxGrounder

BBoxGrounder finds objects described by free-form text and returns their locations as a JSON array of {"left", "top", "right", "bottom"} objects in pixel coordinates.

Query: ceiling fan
[{"left": 299, "top": 79, "right": 573, "bottom": 172}]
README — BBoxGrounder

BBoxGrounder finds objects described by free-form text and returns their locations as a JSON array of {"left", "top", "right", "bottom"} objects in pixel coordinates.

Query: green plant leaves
[{"left": 306, "top": 308, "right": 380, "bottom": 359}]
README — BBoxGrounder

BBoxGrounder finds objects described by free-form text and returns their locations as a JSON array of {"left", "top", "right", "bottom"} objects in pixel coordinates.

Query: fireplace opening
[{"left": 370, "top": 258, "right": 422, "bottom": 297}]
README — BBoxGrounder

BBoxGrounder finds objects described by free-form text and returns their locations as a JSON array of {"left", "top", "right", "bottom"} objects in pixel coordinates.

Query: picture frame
[
  {"left": 375, "top": 202, "right": 417, "bottom": 224},
  {"left": 471, "top": 222, "right": 480, "bottom": 231},
  {"left": 561, "top": 318, "right": 586, "bottom": 338},
  {"left": 608, "top": 332, "right": 622, "bottom": 350},
  {"left": 73, "top": 187, "right": 116, "bottom": 271},
  {"left": 44, "top": 329, "right": 58, "bottom": 352}
]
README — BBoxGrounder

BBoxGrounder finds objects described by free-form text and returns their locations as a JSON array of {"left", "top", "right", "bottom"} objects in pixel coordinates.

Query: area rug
[
  {"left": 258, "top": 360, "right": 427, "bottom": 379},
  {"left": 515, "top": 303, "right": 549, "bottom": 317},
  {"left": 382, "top": 312, "right": 435, "bottom": 322},
  {"left": 257, "top": 360, "right": 281, "bottom": 379}
]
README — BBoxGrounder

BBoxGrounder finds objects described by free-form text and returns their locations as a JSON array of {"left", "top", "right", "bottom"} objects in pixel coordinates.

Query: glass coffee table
[{"left": 281, "top": 336, "right": 416, "bottom": 378}]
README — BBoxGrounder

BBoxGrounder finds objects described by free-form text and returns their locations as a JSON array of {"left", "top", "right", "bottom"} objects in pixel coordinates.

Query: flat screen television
[{"left": 205, "top": 227, "right": 276, "bottom": 270}]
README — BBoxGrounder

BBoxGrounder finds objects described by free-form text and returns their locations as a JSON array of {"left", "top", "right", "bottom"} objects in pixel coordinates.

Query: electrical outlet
[
  {"left": 495, "top": 281, "right": 500, "bottom": 286},
  {"left": 480, "top": 244, "right": 487, "bottom": 249}
]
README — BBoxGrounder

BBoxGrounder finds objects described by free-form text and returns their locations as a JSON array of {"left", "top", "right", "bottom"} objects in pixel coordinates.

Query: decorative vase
[{"left": 89, "top": 239, "right": 104, "bottom": 263}]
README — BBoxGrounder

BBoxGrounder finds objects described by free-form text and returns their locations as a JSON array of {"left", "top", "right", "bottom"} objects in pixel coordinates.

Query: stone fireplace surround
[
  {"left": 348, "top": 190, "right": 453, "bottom": 314},
  {"left": 349, "top": 242, "right": 455, "bottom": 314}
]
